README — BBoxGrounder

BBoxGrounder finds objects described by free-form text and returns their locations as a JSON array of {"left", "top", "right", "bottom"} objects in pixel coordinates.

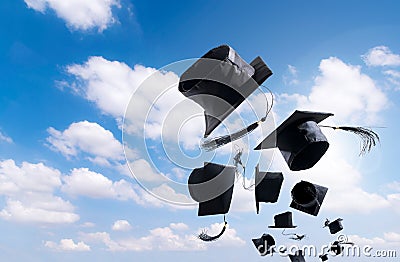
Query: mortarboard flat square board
[
  {"left": 327, "top": 218, "right": 344, "bottom": 234},
  {"left": 319, "top": 254, "right": 329, "bottom": 261},
  {"left": 252, "top": 233, "right": 275, "bottom": 256},
  {"left": 289, "top": 250, "right": 306, "bottom": 262},
  {"left": 255, "top": 164, "right": 284, "bottom": 214},
  {"left": 254, "top": 110, "right": 333, "bottom": 171},
  {"left": 290, "top": 180, "right": 328, "bottom": 216},
  {"left": 179, "top": 45, "right": 273, "bottom": 137},
  {"left": 187, "top": 162, "right": 236, "bottom": 216}
]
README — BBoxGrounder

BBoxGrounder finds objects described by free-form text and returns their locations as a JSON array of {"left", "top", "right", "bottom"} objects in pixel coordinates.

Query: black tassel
[
  {"left": 201, "top": 122, "right": 260, "bottom": 151},
  {"left": 320, "top": 125, "right": 380, "bottom": 155},
  {"left": 200, "top": 84, "right": 274, "bottom": 151},
  {"left": 198, "top": 221, "right": 228, "bottom": 242}
]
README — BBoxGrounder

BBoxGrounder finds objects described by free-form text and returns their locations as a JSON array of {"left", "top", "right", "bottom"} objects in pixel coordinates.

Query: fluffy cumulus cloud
[
  {"left": 45, "top": 238, "right": 91, "bottom": 251},
  {"left": 66, "top": 56, "right": 205, "bottom": 149},
  {"left": 279, "top": 57, "right": 388, "bottom": 124},
  {"left": 112, "top": 220, "right": 132, "bottom": 231},
  {"left": 62, "top": 167, "right": 141, "bottom": 201},
  {"left": 62, "top": 166, "right": 193, "bottom": 209},
  {"left": 267, "top": 55, "right": 394, "bottom": 214},
  {"left": 24, "top": 0, "right": 120, "bottom": 32},
  {"left": 47, "top": 121, "right": 124, "bottom": 166},
  {"left": 81, "top": 222, "right": 244, "bottom": 251},
  {"left": 66, "top": 57, "right": 157, "bottom": 121},
  {"left": 362, "top": 46, "right": 400, "bottom": 67},
  {"left": 0, "top": 159, "right": 79, "bottom": 224}
]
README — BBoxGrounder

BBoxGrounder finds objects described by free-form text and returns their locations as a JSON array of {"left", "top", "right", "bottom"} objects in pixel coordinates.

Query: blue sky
[{"left": 1, "top": 0, "right": 400, "bottom": 261}]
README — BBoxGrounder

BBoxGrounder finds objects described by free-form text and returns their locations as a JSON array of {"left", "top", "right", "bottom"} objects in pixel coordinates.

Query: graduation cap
[
  {"left": 254, "top": 164, "right": 284, "bottom": 214},
  {"left": 254, "top": 111, "right": 332, "bottom": 171},
  {"left": 289, "top": 250, "right": 306, "bottom": 262},
  {"left": 324, "top": 218, "right": 344, "bottom": 234},
  {"left": 252, "top": 233, "right": 275, "bottom": 256},
  {"left": 255, "top": 110, "right": 380, "bottom": 170},
  {"left": 330, "top": 238, "right": 354, "bottom": 255},
  {"left": 319, "top": 254, "right": 329, "bottom": 261},
  {"left": 188, "top": 162, "right": 235, "bottom": 241},
  {"left": 290, "top": 180, "right": 328, "bottom": 216},
  {"left": 330, "top": 240, "right": 344, "bottom": 255},
  {"left": 179, "top": 45, "right": 273, "bottom": 150},
  {"left": 269, "top": 211, "right": 297, "bottom": 228}
]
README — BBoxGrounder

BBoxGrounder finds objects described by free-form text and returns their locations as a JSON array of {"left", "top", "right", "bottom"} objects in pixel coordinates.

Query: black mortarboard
[
  {"left": 290, "top": 180, "right": 328, "bottom": 216},
  {"left": 252, "top": 233, "right": 275, "bottom": 256},
  {"left": 289, "top": 250, "right": 306, "bottom": 262},
  {"left": 254, "top": 110, "right": 333, "bottom": 171},
  {"left": 179, "top": 45, "right": 272, "bottom": 137},
  {"left": 330, "top": 241, "right": 344, "bottom": 255},
  {"left": 324, "top": 218, "right": 343, "bottom": 234},
  {"left": 269, "top": 211, "right": 297, "bottom": 228},
  {"left": 319, "top": 254, "right": 329, "bottom": 261},
  {"left": 255, "top": 164, "right": 284, "bottom": 214},
  {"left": 188, "top": 162, "right": 236, "bottom": 216}
]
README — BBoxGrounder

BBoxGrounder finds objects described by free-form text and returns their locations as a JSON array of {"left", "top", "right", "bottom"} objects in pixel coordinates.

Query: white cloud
[
  {"left": 230, "top": 176, "right": 256, "bottom": 213},
  {"left": 349, "top": 232, "right": 400, "bottom": 248},
  {"left": 61, "top": 167, "right": 192, "bottom": 209},
  {"left": 150, "top": 184, "right": 194, "bottom": 205},
  {"left": 45, "top": 239, "right": 91, "bottom": 251},
  {"left": 283, "top": 64, "right": 299, "bottom": 85},
  {"left": 0, "top": 159, "right": 61, "bottom": 194},
  {"left": 362, "top": 46, "right": 400, "bottom": 67},
  {"left": 279, "top": 57, "right": 388, "bottom": 124},
  {"left": 80, "top": 222, "right": 96, "bottom": 228},
  {"left": 0, "top": 199, "right": 79, "bottom": 224},
  {"left": 82, "top": 229, "right": 204, "bottom": 251},
  {"left": 24, "top": 0, "right": 120, "bottom": 32},
  {"left": 169, "top": 222, "right": 189, "bottom": 231},
  {"left": 66, "top": 56, "right": 205, "bottom": 150},
  {"left": 112, "top": 220, "right": 132, "bottom": 231},
  {"left": 197, "top": 223, "right": 246, "bottom": 247},
  {"left": 0, "top": 159, "right": 79, "bottom": 224},
  {"left": 47, "top": 121, "right": 124, "bottom": 165},
  {"left": 62, "top": 168, "right": 140, "bottom": 202},
  {"left": 81, "top": 222, "right": 244, "bottom": 251},
  {"left": 0, "top": 131, "right": 12, "bottom": 143},
  {"left": 267, "top": 56, "right": 392, "bottom": 214},
  {"left": 66, "top": 56, "right": 157, "bottom": 121},
  {"left": 384, "top": 232, "right": 400, "bottom": 243},
  {"left": 348, "top": 234, "right": 386, "bottom": 246},
  {"left": 384, "top": 70, "right": 400, "bottom": 78},
  {"left": 124, "top": 159, "right": 167, "bottom": 182},
  {"left": 386, "top": 181, "right": 400, "bottom": 192},
  {"left": 383, "top": 70, "right": 400, "bottom": 90}
]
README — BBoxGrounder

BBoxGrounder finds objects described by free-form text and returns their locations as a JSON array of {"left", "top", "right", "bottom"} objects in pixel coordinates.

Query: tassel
[
  {"left": 201, "top": 121, "right": 260, "bottom": 151},
  {"left": 200, "top": 84, "right": 274, "bottom": 151},
  {"left": 320, "top": 125, "right": 380, "bottom": 155},
  {"left": 198, "top": 221, "right": 228, "bottom": 242}
]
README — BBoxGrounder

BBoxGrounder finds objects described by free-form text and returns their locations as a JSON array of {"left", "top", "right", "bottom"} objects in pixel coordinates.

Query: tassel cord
[
  {"left": 198, "top": 215, "right": 228, "bottom": 242},
  {"left": 319, "top": 125, "right": 380, "bottom": 155},
  {"left": 201, "top": 85, "right": 274, "bottom": 151}
]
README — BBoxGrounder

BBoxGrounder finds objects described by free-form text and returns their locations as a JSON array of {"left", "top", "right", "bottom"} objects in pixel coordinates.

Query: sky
[{"left": 1, "top": 0, "right": 400, "bottom": 261}]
